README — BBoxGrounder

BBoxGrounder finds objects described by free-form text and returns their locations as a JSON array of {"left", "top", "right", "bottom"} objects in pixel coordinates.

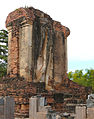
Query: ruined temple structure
[
  {"left": 0, "top": 7, "right": 91, "bottom": 118},
  {"left": 6, "top": 7, "right": 70, "bottom": 90}
]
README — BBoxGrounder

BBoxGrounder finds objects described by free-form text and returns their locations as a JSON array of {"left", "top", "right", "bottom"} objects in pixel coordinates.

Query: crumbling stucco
[{"left": 6, "top": 7, "right": 70, "bottom": 88}]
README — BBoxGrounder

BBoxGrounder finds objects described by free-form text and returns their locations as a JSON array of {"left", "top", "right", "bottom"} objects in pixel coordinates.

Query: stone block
[
  {"left": 75, "top": 105, "right": 86, "bottom": 119},
  {"left": 29, "top": 97, "right": 38, "bottom": 119},
  {"left": 87, "top": 94, "right": 94, "bottom": 108},
  {"left": 0, "top": 96, "right": 15, "bottom": 119},
  {"left": 87, "top": 107, "right": 94, "bottom": 119},
  {"left": 37, "top": 112, "right": 48, "bottom": 119},
  {"left": 38, "top": 97, "right": 46, "bottom": 106}
]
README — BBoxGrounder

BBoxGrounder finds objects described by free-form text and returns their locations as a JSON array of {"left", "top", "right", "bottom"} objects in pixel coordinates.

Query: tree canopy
[
  {"left": 0, "top": 29, "right": 8, "bottom": 78},
  {"left": 68, "top": 69, "right": 94, "bottom": 90}
]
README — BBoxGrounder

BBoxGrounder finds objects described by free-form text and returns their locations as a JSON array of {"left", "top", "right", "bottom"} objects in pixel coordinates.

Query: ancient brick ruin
[
  {"left": 6, "top": 7, "right": 70, "bottom": 89},
  {"left": 0, "top": 7, "right": 91, "bottom": 118}
]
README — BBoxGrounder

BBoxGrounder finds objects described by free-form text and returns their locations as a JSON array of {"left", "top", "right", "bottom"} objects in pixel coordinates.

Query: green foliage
[
  {"left": 0, "top": 29, "right": 8, "bottom": 79},
  {"left": 0, "top": 29, "right": 8, "bottom": 63},
  {"left": 0, "top": 62, "right": 7, "bottom": 77},
  {"left": 68, "top": 69, "right": 94, "bottom": 90}
]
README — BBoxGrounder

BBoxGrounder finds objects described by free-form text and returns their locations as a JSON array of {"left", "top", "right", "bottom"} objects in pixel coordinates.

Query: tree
[
  {"left": 68, "top": 69, "right": 94, "bottom": 90},
  {"left": 0, "top": 29, "right": 8, "bottom": 63},
  {"left": 0, "top": 29, "right": 8, "bottom": 78}
]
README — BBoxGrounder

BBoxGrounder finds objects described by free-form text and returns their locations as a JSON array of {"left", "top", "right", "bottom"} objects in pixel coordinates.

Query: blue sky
[
  {"left": 0, "top": 0, "right": 94, "bottom": 72},
  {"left": 68, "top": 60, "right": 94, "bottom": 72}
]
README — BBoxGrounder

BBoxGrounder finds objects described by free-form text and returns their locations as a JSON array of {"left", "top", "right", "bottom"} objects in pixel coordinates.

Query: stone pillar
[
  {"left": 0, "top": 96, "right": 14, "bottom": 119},
  {"left": 75, "top": 105, "right": 86, "bottom": 119},
  {"left": 7, "top": 26, "right": 12, "bottom": 74},
  {"left": 65, "top": 38, "right": 68, "bottom": 72},
  {"left": 7, "top": 21, "right": 33, "bottom": 81},
  {"left": 29, "top": 96, "right": 51, "bottom": 119},
  {"left": 0, "top": 97, "right": 4, "bottom": 119},
  {"left": 54, "top": 32, "right": 66, "bottom": 83},
  {"left": 19, "top": 23, "right": 33, "bottom": 81},
  {"left": 7, "top": 24, "right": 19, "bottom": 76},
  {"left": 29, "top": 97, "right": 38, "bottom": 119},
  {"left": 4, "top": 97, "right": 15, "bottom": 119}
]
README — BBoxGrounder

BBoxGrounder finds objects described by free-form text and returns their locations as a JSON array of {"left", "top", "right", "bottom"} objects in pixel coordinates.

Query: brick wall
[{"left": 6, "top": 7, "right": 70, "bottom": 88}]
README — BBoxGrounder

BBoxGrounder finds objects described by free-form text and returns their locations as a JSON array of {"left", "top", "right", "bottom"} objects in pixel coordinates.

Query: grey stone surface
[
  {"left": 0, "top": 97, "right": 4, "bottom": 105},
  {"left": 87, "top": 99, "right": 94, "bottom": 108},
  {"left": 87, "top": 107, "right": 94, "bottom": 119},
  {"left": 29, "top": 97, "right": 38, "bottom": 119},
  {"left": 38, "top": 97, "right": 46, "bottom": 106},
  {"left": 75, "top": 105, "right": 86, "bottom": 119},
  {"left": 29, "top": 96, "right": 61, "bottom": 119},
  {"left": 88, "top": 94, "right": 94, "bottom": 99},
  {"left": 0, "top": 96, "right": 14, "bottom": 119},
  {"left": 87, "top": 94, "right": 94, "bottom": 108}
]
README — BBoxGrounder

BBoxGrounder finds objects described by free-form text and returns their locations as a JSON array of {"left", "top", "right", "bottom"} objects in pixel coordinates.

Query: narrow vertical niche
[{"left": 62, "top": 33, "right": 65, "bottom": 45}]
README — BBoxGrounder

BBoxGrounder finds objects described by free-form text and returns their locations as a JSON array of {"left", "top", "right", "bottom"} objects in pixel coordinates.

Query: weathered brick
[{"left": 1, "top": 6, "right": 91, "bottom": 118}]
